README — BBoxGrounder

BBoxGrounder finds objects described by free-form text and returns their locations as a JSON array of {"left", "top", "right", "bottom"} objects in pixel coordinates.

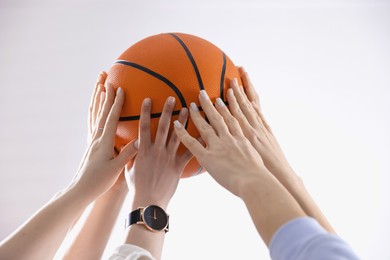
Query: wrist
[
  {"left": 131, "top": 195, "right": 169, "bottom": 211},
  {"left": 237, "top": 168, "right": 279, "bottom": 201},
  {"left": 269, "top": 165, "right": 302, "bottom": 186},
  {"left": 60, "top": 183, "right": 93, "bottom": 209}
]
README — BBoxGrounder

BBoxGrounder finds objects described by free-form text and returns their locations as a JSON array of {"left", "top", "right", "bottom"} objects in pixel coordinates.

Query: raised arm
[
  {"left": 231, "top": 67, "right": 334, "bottom": 233},
  {"left": 119, "top": 96, "right": 192, "bottom": 260},
  {"left": 63, "top": 72, "right": 130, "bottom": 260},
  {"left": 0, "top": 82, "right": 137, "bottom": 260},
  {"left": 173, "top": 90, "right": 306, "bottom": 245}
]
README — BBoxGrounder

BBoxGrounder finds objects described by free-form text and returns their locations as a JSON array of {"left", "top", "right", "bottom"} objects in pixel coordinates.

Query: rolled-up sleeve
[
  {"left": 108, "top": 244, "right": 155, "bottom": 260},
  {"left": 269, "top": 217, "right": 359, "bottom": 260}
]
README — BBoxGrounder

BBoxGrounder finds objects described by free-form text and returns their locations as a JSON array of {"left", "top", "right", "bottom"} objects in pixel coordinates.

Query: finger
[
  {"left": 138, "top": 98, "right": 152, "bottom": 148},
  {"left": 226, "top": 88, "right": 255, "bottom": 136},
  {"left": 89, "top": 73, "right": 105, "bottom": 119},
  {"left": 215, "top": 97, "right": 244, "bottom": 137},
  {"left": 178, "top": 149, "right": 193, "bottom": 168},
  {"left": 173, "top": 120, "right": 205, "bottom": 160},
  {"left": 112, "top": 139, "right": 138, "bottom": 172},
  {"left": 252, "top": 101, "right": 273, "bottom": 135},
  {"left": 95, "top": 84, "right": 116, "bottom": 137},
  {"left": 238, "top": 67, "right": 260, "bottom": 107},
  {"left": 189, "top": 101, "right": 217, "bottom": 144},
  {"left": 168, "top": 107, "right": 189, "bottom": 152},
  {"left": 89, "top": 72, "right": 106, "bottom": 134},
  {"left": 198, "top": 90, "right": 229, "bottom": 136},
  {"left": 101, "top": 87, "right": 125, "bottom": 147},
  {"left": 230, "top": 78, "right": 262, "bottom": 128},
  {"left": 91, "top": 92, "right": 106, "bottom": 140},
  {"left": 91, "top": 85, "right": 105, "bottom": 134},
  {"left": 155, "top": 96, "right": 176, "bottom": 146}
]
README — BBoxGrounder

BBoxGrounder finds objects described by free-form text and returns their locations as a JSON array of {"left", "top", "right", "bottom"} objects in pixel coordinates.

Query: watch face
[{"left": 142, "top": 205, "right": 168, "bottom": 231}]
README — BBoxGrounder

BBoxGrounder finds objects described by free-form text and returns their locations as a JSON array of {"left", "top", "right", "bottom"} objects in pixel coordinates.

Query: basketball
[{"left": 106, "top": 33, "right": 241, "bottom": 178}]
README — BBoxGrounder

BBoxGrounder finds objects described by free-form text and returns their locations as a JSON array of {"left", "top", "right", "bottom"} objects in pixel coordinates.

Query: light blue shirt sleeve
[{"left": 269, "top": 217, "right": 360, "bottom": 260}]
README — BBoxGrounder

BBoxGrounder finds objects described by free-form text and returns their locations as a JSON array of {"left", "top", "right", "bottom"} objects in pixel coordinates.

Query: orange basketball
[{"left": 106, "top": 33, "right": 241, "bottom": 178}]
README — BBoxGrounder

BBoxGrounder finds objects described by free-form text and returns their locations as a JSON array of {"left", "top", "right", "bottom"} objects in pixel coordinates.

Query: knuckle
[
  {"left": 225, "top": 115, "right": 237, "bottom": 125},
  {"left": 244, "top": 101, "right": 252, "bottom": 110},
  {"left": 200, "top": 123, "right": 213, "bottom": 132},
  {"left": 140, "top": 122, "right": 150, "bottom": 132},
  {"left": 211, "top": 113, "right": 224, "bottom": 122},
  {"left": 185, "top": 136, "right": 198, "bottom": 147},
  {"left": 235, "top": 107, "right": 243, "bottom": 116}
]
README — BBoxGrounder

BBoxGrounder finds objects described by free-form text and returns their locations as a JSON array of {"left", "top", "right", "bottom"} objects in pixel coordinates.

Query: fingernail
[
  {"left": 97, "top": 72, "right": 103, "bottom": 81},
  {"left": 227, "top": 88, "right": 234, "bottom": 97},
  {"left": 134, "top": 140, "right": 139, "bottom": 149},
  {"left": 167, "top": 96, "right": 175, "bottom": 105},
  {"left": 199, "top": 90, "right": 209, "bottom": 100},
  {"left": 233, "top": 78, "right": 238, "bottom": 86},
  {"left": 216, "top": 98, "right": 225, "bottom": 107},
  {"left": 190, "top": 102, "right": 199, "bottom": 112},
  {"left": 116, "top": 87, "right": 122, "bottom": 94},
  {"left": 143, "top": 98, "right": 151, "bottom": 105},
  {"left": 180, "top": 107, "right": 188, "bottom": 116},
  {"left": 174, "top": 120, "right": 183, "bottom": 129}
]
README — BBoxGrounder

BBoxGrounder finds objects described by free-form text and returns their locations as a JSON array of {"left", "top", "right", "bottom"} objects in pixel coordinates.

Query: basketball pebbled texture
[{"left": 106, "top": 33, "right": 242, "bottom": 178}]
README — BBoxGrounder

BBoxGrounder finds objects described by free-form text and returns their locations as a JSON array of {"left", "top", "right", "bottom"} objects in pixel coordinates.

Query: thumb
[{"left": 113, "top": 139, "right": 138, "bottom": 170}]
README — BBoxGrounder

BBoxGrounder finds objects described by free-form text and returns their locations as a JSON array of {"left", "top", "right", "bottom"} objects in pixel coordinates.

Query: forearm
[
  {"left": 63, "top": 185, "right": 128, "bottom": 260},
  {"left": 124, "top": 197, "right": 168, "bottom": 260},
  {"left": 278, "top": 170, "right": 335, "bottom": 233},
  {"left": 0, "top": 185, "right": 90, "bottom": 260},
  {"left": 240, "top": 171, "right": 306, "bottom": 246}
]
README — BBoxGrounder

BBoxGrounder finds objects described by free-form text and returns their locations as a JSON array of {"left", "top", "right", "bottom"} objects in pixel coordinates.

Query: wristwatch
[{"left": 126, "top": 205, "right": 169, "bottom": 233}]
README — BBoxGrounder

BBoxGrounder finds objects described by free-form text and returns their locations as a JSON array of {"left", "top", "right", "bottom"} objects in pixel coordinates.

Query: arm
[
  {"left": 231, "top": 67, "right": 335, "bottom": 233},
  {"left": 122, "top": 96, "right": 192, "bottom": 259},
  {"left": 0, "top": 83, "right": 137, "bottom": 260},
  {"left": 173, "top": 90, "right": 306, "bottom": 245},
  {"left": 63, "top": 180, "right": 128, "bottom": 260},
  {"left": 63, "top": 72, "right": 129, "bottom": 260}
]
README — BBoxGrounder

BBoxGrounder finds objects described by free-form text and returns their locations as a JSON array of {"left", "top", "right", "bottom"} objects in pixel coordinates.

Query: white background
[{"left": 0, "top": 0, "right": 389, "bottom": 259}]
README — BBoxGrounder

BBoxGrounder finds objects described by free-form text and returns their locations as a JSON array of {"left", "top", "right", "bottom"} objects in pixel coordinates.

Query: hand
[
  {"left": 233, "top": 69, "right": 335, "bottom": 233},
  {"left": 73, "top": 80, "right": 137, "bottom": 202},
  {"left": 173, "top": 90, "right": 268, "bottom": 198},
  {"left": 229, "top": 70, "right": 298, "bottom": 184},
  {"left": 126, "top": 96, "right": 192, "bottom": 209},
  {"left": 86, "top": 71, "right": 128, "bottom": 192}
]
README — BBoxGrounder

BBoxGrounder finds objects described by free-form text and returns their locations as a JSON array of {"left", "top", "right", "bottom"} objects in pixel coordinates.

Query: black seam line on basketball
[
  {"left": 118, "top": 101, "right": 229, "bottom": 122},
  {"left": 114, "top": 60, "right": 187, "bottom": 108},
  {"left": 220, "top": 52, "right": 227, "bottom": 100},
  {"left": 169, "top": 33, "right": 205, "bottom": 91},
  {"left": 119, "top": 109, "right": 182, "bottom": 121},
  {"left": 119, "top": 109, "right": 190, "bottom": 130}
]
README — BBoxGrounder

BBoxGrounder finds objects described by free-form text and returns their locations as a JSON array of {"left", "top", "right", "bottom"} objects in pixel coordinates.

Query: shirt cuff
[
  {"left": 269, "top": 217, "right": 327, "bottom": 260},
  {"left": 108, "top": 244, "right": 155, "bottom": 260}
]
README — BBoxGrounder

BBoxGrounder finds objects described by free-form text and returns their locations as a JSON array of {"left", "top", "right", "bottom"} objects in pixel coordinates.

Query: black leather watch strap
[
  {"left": 125, "top": 206, "right": 169, "bottom": 232},
  {"left": 125, "top": 208, "right": 141, "bottom": 229},
  {"left": 129, "top": 208, "right": 141, "bottom": 225}
]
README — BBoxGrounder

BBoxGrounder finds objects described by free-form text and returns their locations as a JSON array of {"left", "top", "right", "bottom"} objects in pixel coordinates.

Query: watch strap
[
  {"left": 125, "top": 206, "right": 169, "bottom": 232},
  {"left": 125, "top": 208, "right": 141, "bottom": 229},
  {"left": 129, "top": 208, "right": 141, "bottom": 225}
]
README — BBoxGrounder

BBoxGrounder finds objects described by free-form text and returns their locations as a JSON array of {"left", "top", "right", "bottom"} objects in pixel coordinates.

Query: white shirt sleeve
[
  {"left": 269, "top": 217, "right": 360, "bottom": 260},
  {"left": 108, "top": 244, "right": 155, "bottom": 260}
]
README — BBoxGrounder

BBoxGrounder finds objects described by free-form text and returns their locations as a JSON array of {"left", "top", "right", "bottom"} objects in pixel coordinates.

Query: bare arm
[
  {"left": 0, "top": 185, "right": 91, "bottom": 260},
  {"left": 63, "top": 72, "right": 129, "bottom": 260},
  {"left": 173, "top": 89, "right": 306, "bottom": 245},
  {"left": 63, "top": 182, "right": 128, "bottom": 260},
  {"left": 0, "top": 83, "right": 137, "bottom": 260},
  {"left": 232, "top": 67, "right": 335, "bottom": 233},
  {"left": 123, "top": 97, "right": 192, "bottom": 259}
]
